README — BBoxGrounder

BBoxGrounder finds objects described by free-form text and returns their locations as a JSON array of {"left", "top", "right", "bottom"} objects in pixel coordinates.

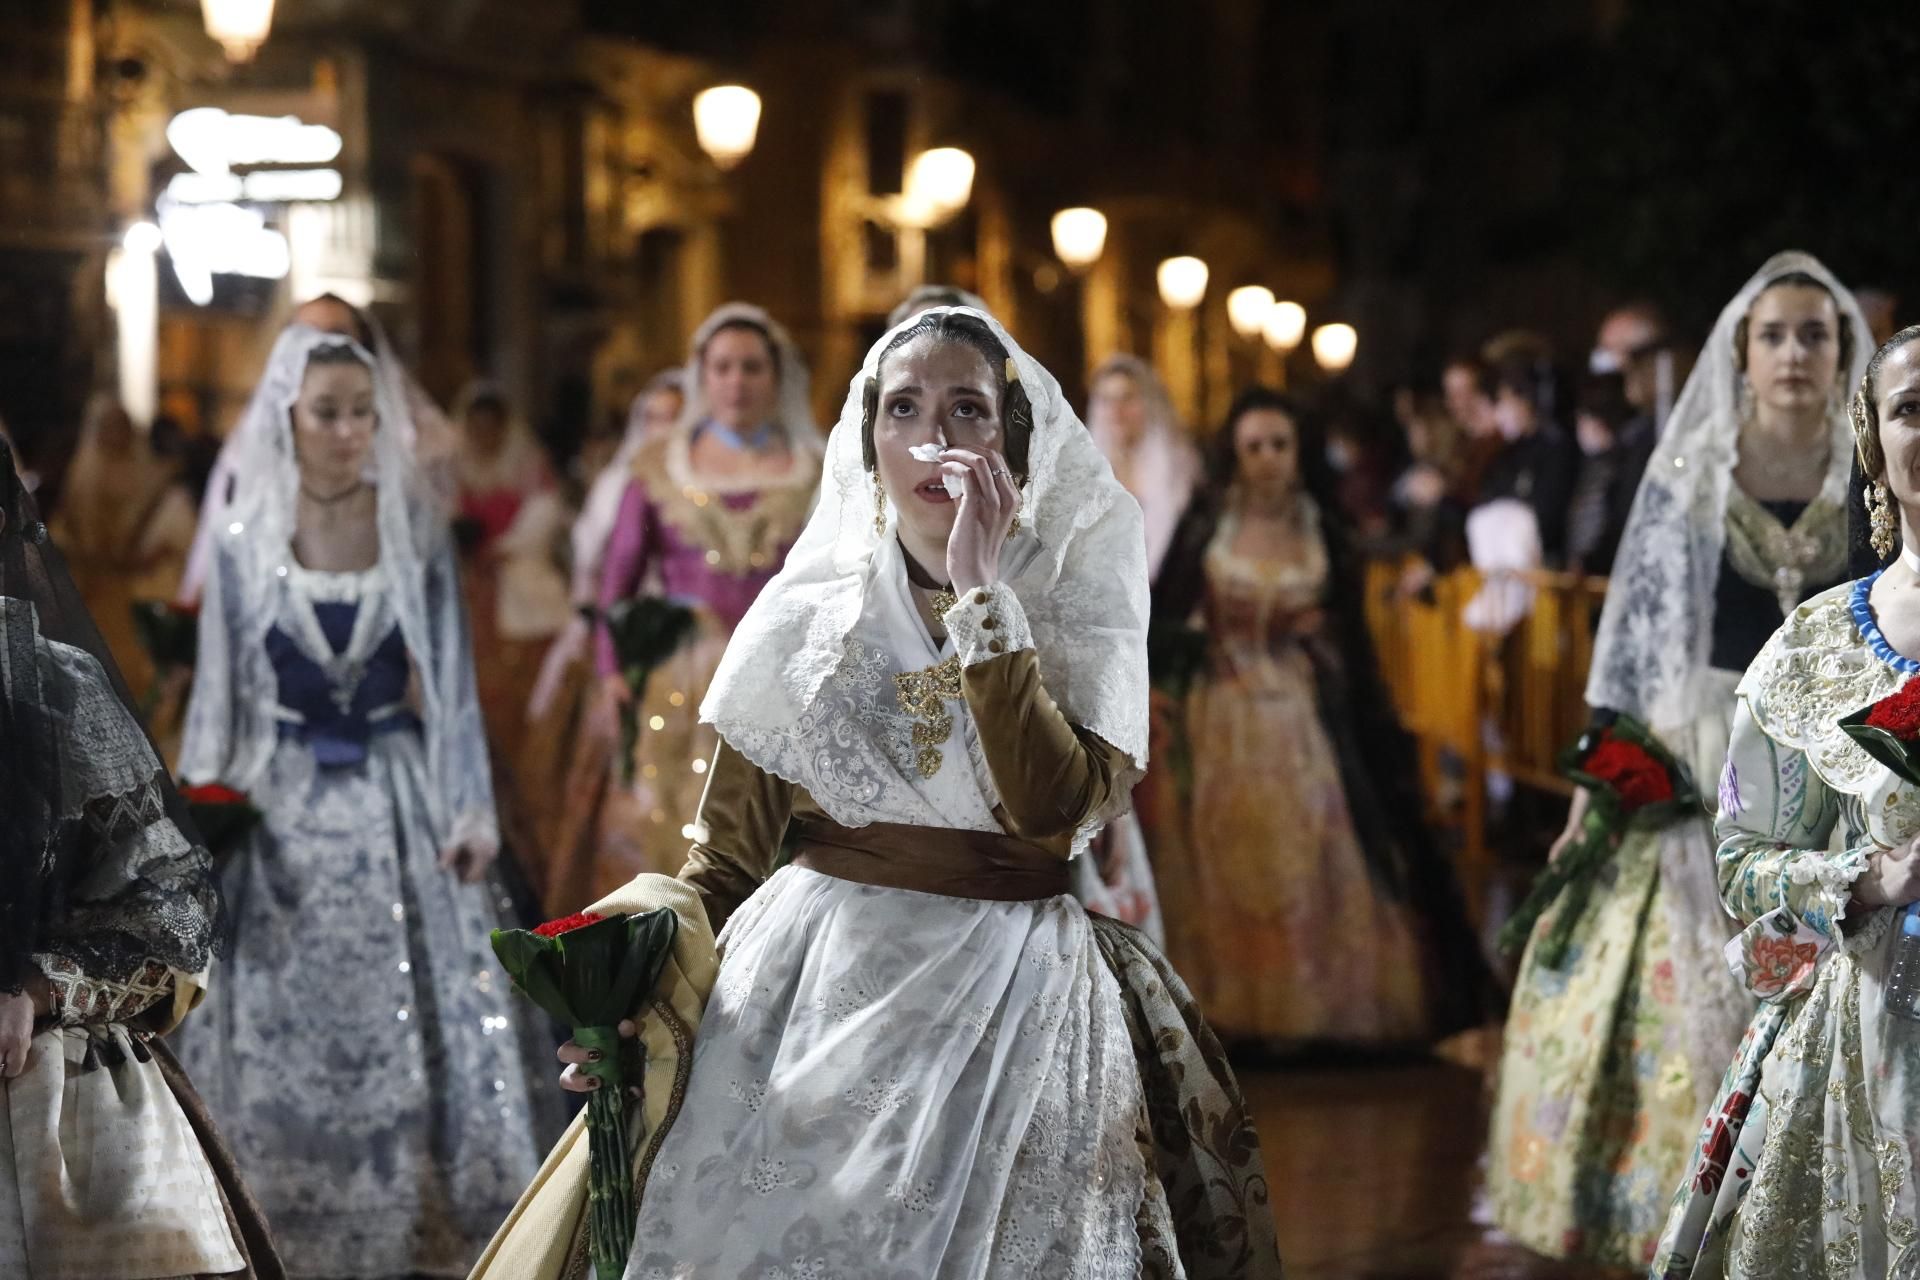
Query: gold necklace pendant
[{"left": 894, "top": 654, "right": 963, "bottom": 778}]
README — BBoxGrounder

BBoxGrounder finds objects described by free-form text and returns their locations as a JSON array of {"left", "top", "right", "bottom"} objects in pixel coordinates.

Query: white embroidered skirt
[{"left": 624, "top": 866, "right": 1147, "bottom": 1279}]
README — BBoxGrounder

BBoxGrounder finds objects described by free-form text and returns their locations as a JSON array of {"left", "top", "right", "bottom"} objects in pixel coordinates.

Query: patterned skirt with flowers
[{"left": 1486, "top": 819, "right": 1707, "bottom": 1266}]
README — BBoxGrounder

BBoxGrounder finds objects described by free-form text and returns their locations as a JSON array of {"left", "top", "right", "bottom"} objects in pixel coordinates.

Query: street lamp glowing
[
  {"left": 899, "top": 147, "right": 976, "bottom": 227},
  {"left": 1050, "top": 207, "right": 1107, "bottom": 270},
  {"left": 1156, "top": 256, "right": 1209, "bottom": 310},
  {"left": 1312, "top": 323, "right": 1358, "bottom": 373},
  {"left": 200, "top": 0, "right": 275, "bottom": 61},
  {"left": 1227, "top": 285, "right": 1276, "bottom": 338},
  {"left": 1263, "top": 301, "right": 1307, "bottom": 352},
  {"left": 693, "top": 85, "right": 762, "bottom": 171}
]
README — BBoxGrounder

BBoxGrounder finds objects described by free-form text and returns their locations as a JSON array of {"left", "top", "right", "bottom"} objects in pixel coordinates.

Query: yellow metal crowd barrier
[{"left": 1362, "top": 560, "right": 1609, "bottom": 908}]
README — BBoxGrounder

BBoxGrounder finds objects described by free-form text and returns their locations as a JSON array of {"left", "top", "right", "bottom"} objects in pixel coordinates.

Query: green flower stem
[
  {"left": 574, "top": 1023, "right": 634, "bottom": 1280},
  {"left": 1497, "top": 801, "right": 1621, "bottom": 967}
]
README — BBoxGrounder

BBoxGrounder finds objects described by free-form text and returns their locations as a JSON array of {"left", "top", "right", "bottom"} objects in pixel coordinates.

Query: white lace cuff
[
  {"left": 1787, "top": 846, "right": 1872, "bottom": 934},
  {"left": 943, "top": 583, "right": 1033, "bottom": 668}
]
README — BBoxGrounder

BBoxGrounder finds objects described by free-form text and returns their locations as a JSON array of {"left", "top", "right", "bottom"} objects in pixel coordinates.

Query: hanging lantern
[
  {"left": 693, "top": 85, "right": 763, "bottom": 171},
  {"left": 1227, "top": 285, "right": 1276, "bottom": 339},
  {"left": 1050, "top": 207, "right": 1108, "bottom": 270},
  {"left": 1156, "top": 256, "right": 1209, "bottom": 310},
  {"left": 1312, "top": 323, "right": 1358, "bottom": 373},
  {"left": 1263, "top": 301, "right": 1307, "bottom": 352},
  {"left": 200, "top": 0, "right": 275, "bottom": 61}
]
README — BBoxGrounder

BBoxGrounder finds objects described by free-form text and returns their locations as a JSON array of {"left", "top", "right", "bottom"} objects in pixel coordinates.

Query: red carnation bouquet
[
  {"left": 1841, "top": 681, "right": 1920, "bottom": 1023},
  {"left": 1840, "top": 680, "right": 1920, "bottom": 778},
  {"left": 178, "top": 782, "right": 261, "bottom": 862},
  {"left": 1498, "top": 715, "right": 1698, "bottom": 967},
  {"left": 492, "top": 908, "right": 679, "bottom": 1279}
]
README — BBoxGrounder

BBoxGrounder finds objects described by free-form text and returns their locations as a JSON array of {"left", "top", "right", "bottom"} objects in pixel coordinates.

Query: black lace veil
[{"left": 1, "top": 436, "right": 221, "bottom": 997}]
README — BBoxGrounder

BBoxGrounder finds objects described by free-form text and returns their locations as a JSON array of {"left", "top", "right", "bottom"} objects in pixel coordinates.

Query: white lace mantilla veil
[
  {"left": 1581, "top": 251, "right": 1868, "bottom": 1109},
  {"left": 673, "top": 301, "right": 823, "bottom": 456},
  {"left": 701, "top": 307, "right": 1150, "bottom": 854},
  {"left": 180, "top": 309, "right": 452, "bottom": 603},
  {"left": 1585, "top": 250, "right": 1869, "bottom": 734},
  {"left": 178, "top": 324, "right": 497, "bottom": 852}
]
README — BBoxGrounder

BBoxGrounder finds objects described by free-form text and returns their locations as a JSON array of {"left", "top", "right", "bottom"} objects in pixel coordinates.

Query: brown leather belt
[{"left": 788, "top": 814, "right": 1070, "bottom": 902}]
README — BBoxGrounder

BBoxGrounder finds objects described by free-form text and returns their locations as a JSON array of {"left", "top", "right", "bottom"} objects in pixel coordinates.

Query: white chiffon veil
[
  {"left": 701, "top": 307, "right": 1150, "bottom": 852},
  {"left": 178, "top": 325, "right": 497, "bottom": 853},
  {"left": 1585, "top": 250, "right": 1870, "bottom": 735}
]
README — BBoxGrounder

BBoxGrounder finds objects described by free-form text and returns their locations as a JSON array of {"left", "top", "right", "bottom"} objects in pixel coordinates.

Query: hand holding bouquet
[
  {"left": 597, "top": 597, "right": 698, "bottom": 784},
  {"left": 1841, "top": 680, "right": 1920, "bottom": 1021},
  {"left": 492, "top": 909, "right": 678, "bottom": 1279},
  {"left": 131, "top": 599, "right": 199, "bottom": 715},
  {"left": 1498, "top": 716, "right": 1697, "bottom": 967}
]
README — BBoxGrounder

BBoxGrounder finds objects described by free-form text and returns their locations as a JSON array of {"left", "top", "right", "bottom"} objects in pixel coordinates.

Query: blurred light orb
[
  {"left": 1050, "top": 207, "right": 1108, "bottom": 270},
  {"left": 693, "top": 85, "right": 762, "bottom": 171},
  {"left": 900, "top": 148, "right": 976, "bottom": 228},
  {"left": 201, "top": 0, "right": 275, "bottom": 61},
  {"left": 123, "top": 221, "right": 163, "bottom": 255},
  {"left": 1227, "top": 285, "right": 1276, "bottom": 338},
  {"left": 1156, "top": 256, "right": 1209, "bottom": 310},
  {"left": 1263, "top": 301, "right": 1307, "bottom": 352},
  {"left": 1312, "top": 322, "right": 1359, "bottom": 373}
]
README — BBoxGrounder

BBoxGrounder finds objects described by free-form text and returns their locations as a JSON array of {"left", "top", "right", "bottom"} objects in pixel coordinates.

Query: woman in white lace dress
[
  {"left": 169, "top": 326, "right": 559, "bottom": 1278},
  {"left": 535, "top": 307, "right": 1279, "bottom": 1278}
]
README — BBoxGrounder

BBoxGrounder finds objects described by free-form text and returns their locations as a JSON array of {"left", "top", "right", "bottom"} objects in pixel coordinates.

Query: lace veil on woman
[
  {"left": 478, "top": 307, "right": 1280, "bottom": 1280},
  {"left": 170, "top": 325, "right": 559, "bottom": 1277}
]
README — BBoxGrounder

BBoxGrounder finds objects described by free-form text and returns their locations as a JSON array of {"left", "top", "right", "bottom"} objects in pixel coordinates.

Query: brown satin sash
[{"left": 788, "top": 815, "right": 1070, "bottom": 902}]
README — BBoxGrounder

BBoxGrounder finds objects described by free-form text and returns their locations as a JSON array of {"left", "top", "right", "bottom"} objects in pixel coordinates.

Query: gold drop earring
[
  {"left": 872, "top": 472, "right": 888, "bottom": 537},
  {"left": 1870, "top": 478, "right": 1899, "bottom": 560}
]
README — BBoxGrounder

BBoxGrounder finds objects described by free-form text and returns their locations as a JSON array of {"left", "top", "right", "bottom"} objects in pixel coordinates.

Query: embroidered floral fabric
[
  {"left": 1651, "top": 579, "right": 1920, "bottom": 1278},
  {"left": 170, "top": 562, "right": 563, "bottom": 1277}
]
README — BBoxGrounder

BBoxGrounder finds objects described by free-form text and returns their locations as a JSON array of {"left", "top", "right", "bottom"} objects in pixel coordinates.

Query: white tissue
[{"left": 909, "top": 443, "right": 966, "bottom": 497}]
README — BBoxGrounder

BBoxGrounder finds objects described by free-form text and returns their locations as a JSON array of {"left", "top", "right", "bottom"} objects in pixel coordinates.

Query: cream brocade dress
[
  {"left": 1652, "top": 575, "right": 1920, "bottom": 1278},
  {"left": 1153, "top": 509, "right": 1429, "bottom": 1043}
]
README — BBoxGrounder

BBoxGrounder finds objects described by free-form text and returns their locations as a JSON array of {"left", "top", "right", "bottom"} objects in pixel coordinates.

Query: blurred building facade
[{"left": 3, "top": 0, "right": 1638, "bottom": 473}]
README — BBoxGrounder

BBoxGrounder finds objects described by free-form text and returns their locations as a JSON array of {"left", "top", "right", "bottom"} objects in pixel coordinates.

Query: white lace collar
[{"left": 1740, "top": 579, "right": 1910, "bottom": 796}]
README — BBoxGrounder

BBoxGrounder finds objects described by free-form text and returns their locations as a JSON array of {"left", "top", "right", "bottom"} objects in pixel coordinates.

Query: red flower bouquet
[
  {"left": 1497, "top": 716, "right": 1698, "bottom": 967},
  {"left": 492, "top": 908, "right": 679, "bottom": 1279},
  {"left": 178, "top": 782, "right": 261, "bottom": 862},
  {"left": 1841, "top": 681, "right": 1920, "bottom": 783},
  {"left": 1841, "top": 682, "right": 1920, "bottom": 1024}
]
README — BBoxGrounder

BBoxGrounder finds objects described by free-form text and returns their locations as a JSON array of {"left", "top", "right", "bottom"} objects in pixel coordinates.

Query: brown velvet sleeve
[
  {"left": 675, "top": 739, "right": 794, "bottom": 934},
  {"left": 961, "top": 647, "right": 1127, "bottom": 845}
]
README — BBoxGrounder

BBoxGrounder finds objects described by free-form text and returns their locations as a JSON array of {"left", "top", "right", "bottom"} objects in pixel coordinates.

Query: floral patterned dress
[
  {"left": 1651, "top": 575, "right": 1920, "bottom": 1279},
  {"left": 1149, "top": 506, "right": 1430, "bottom": 1043},
  {"left": 541, "top": 432, "right": 815, "bottom": 914},
  {"left": 1488, "top": 496, "right": 1845, "bottom": 1268}
]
